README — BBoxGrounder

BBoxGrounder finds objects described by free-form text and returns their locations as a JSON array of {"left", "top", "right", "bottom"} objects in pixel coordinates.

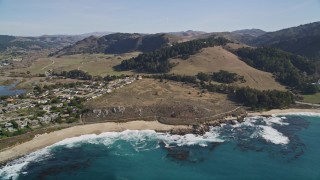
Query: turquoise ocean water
[{"left": 1, "top": 114, "right": 320, "bottom": 180}]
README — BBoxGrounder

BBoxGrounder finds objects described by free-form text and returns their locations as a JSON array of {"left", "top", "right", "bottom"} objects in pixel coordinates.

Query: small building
[
  {"left": 38, "top": 99, "right": 48, "bottom": 104},
  {"left": 42, "top": 105, "right": 51, "bottom": 112},
  {"left": 16, "top": 120, "right": 28, "bottom": 129},
  {"left": 55, "top": 103, "right": 63, "bottom": 108},
  {"left": 7, "top": 127, "right": 16, "bottom": 132},
  {"left": 38, "top": 116, "right": 51, "bottom": 124},
  {"left": 4, "top": 122, "right": 13, "bottom": 128},
  {"left": 28, "top": 120, "right": 40, "bottom": 128},
  {"left": 6, "top": 98, "right": 15, "bottom": 103},
  {"left": 136, "top": 75, "right": 143, "bottom": 80}
]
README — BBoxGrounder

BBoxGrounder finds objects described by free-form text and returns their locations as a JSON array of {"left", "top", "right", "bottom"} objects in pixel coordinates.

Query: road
[
  {"left": 295, "top": 101, "right": 320, "bottom": 107},
  {"left": 41, "top": 58, "right": 55, "bottom": 71}
]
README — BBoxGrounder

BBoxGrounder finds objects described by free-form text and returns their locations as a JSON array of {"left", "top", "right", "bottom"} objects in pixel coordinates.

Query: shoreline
[
  {"left": 248, "top": 108, "right": 320, "bottom": 116},
  {"left": 1, "top": 108, "right": 320, "bottom": 165},
  {"left": 0, "top": 121, "right": 190, "bottom": 165}
]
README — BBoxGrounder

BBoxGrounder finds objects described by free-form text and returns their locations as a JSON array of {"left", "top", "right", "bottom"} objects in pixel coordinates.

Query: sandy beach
[
  {"left": 0, "top": 121, "right": 190, "bottom": 164},
  {"left": 248, "top": 108, "right": 320, "bottom": 116},
  {"left": 1, "top": 108, "right": 320, "bottom": 165}
]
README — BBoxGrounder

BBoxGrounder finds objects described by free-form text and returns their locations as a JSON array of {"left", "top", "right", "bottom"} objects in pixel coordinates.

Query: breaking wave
[
  {"left": 1, "top": 114, "right": 310, "bottom": 179},
  {"left": 272, "top": 112, "right": 320, "bottom": 117},
  {"left": 258, "top": 125, "right": 289, "bottom": 145},
  {"left": 0, "top": 129, "right": 223, "bottom": 180}
]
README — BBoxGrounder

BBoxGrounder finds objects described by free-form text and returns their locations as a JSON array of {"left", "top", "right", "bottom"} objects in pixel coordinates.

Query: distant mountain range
[
  {"left": 0, "top": 35, "right": 83, "bottom": 53},
  {"left": 248, "top": 22, "right": 320, "bottom": 59},
  {"left": 1, "top": 21, "right": 320, "bottom": 60},
  {"left": 0, "top": 32, "right": 114, "bottom": 55},
  {"left": 232, "top": 29, "right": 266, "bottom": 37},
  {"left": 167, "top": 30, "right": 207, "bottom": 37},
  {"left": 52, "top": 33, "right": 179, "bottom": 56}
]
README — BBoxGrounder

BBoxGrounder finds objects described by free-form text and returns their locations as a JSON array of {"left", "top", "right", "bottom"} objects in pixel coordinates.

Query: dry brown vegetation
[
  {"left": 84, "top": 79, "right": 244, "bottom": 125},
  {"left": 11, "top": 52, "right": 140, "bottom": 76},
  {"left": 170, "top": 46, "right": 285, "bottom": 90}
]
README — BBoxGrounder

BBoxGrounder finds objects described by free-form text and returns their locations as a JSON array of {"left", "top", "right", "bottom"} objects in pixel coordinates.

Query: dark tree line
[
  {"left": 151, "top": 74, "right": 198, "bottom": 84},
  {"left": 197, "top": 71, "right": 246, "bottom": 84},
  {"left": 234, "top": 87, "right": 294, "bottom": 109},
  {"left": 116, "top": 37, "right": 230, "bottom": 73},
  {"left": 52, "top": 70, "right": 130, "bottom": 82},
  {"left": 151, "top": 73, "right": 294, "bottom": 109},
  {"left": 235, "top": 47, "right": 318, "bottom": 94},
  {"left": 53, "top": 70, "right": 93, "bottom": 80}
]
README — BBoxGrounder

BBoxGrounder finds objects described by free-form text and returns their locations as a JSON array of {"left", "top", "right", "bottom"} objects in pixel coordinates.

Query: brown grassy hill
[
  {"left": 170, "top": 45, "right": 285, "bottom": 90},
  {"left": 53, "top": 33, "right": 183, "bottom": 56},
  {"left": 84, "top": 79, "right": 244, "bottom": 125}
]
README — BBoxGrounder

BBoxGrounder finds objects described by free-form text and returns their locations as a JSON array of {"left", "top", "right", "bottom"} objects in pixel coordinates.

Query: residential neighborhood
[{"left": 0, "top": 76, "right": 137, "bottom": 137}]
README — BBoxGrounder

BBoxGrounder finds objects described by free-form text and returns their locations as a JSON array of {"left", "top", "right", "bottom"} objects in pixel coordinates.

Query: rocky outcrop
[{"left": 83, "top": 103, "right": 247, "bottom": 126}]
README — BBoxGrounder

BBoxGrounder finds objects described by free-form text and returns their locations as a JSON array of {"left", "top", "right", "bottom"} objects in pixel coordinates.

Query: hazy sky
[{"left": 0, "top": 0, "right": 319, "bottom": 36}]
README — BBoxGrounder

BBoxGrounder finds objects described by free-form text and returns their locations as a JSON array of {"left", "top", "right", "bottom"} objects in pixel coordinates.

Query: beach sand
[
  {"left": 2, "top": 108, "right": 320, "bottom": 164},
  {"left": 248, "top": 108, "right": 320, "bottom": 116},
  {"left": 0, "top": 121, "right": 190, "bottom": 164}
]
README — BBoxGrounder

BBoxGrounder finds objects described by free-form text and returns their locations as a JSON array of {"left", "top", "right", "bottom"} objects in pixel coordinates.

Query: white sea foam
[
  {"left": 265, "top": 117, "right": 289, "bottom": 126},
  {"left": 258, "top": 125, "right": 289, "bottom": 145},
  {"left": 0, "top": 146, "right": 52, "bottom": 180},
  {"left": 0, "top": 129, "right": 224, "bottom": 179},
  {"left": 158, "top": 127, "right": 224, "bottom": 147},
  {"left": 272, "top": 112, "right": 320, "bottom": 117},
  {"left": 230, "top": 117, "right": 256, "bottom": 128},
  {"left": 2, "top": 114, "right": 303, "bottom": 179}
]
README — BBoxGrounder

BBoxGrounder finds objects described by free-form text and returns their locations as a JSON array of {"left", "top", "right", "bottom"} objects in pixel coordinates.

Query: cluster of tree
[
  {"left": 150, "top": 73, "right": 294, "bottom": 109},
  {"left": 151, "top": 74, "right": 197, "bottom": 84},
  {"left": 197, "top": 71, "right": 246, "bottom": 84},
  {"left": 117, "top": 37, "right": 230, "bottom": 73},
  {"left": 53, "top": 70, "right": 93, "bottom": 80},
  {"left": 235, "top": 47, "right": 318, "bottom": 94},
  {"left": 52, "top": 70, "right": 131, "bottom": 82},
  {"left": 234, "top": 87, "right": 294, "bottom": 109}
]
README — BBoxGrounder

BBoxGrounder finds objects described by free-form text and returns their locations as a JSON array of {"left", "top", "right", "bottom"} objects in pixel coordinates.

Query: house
[
  {"left": 136, "top": 75, "right": 143, "bottom": 80},
  {"left": 55, "top": 103, "right": 63, "bottom": 108},
  {"left": 38, "top": 115, "right": 51, "bottom": 124},
  {"left": 16, "top": 120, "right": 28, "bottom": 129},
  {"left": 6, "top": 98, "right": 15, "bottom": 103},
  {"left": 42, "top": 105, "right": 51, "bottom": 112},
  {"left": 61, "top": 114, "right": 70, "bottom": 118},
  {"left": 28, "top": 120, "right": 40, "bottom": 128},
  {"left": 7, "top": 127, "right": 16, "bottom": 132},
  {"left": 38, "top": 99, "right": 48, "bottom": 104},
  {"left": 50, "top": 113, "right": 60, "bottom": 121},
  {"left": 4, "top": 122, "right": 13, "bottom": 128}
]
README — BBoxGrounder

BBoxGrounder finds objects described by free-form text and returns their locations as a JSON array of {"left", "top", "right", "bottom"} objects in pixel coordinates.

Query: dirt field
[
  {"left": 11, "top": 52, "right": 140, "bottom": 76},
  {"left": 84, "top": 79, "right": 244, "bottom": 125},
  {"left": 170, "top": 46, "right": 285, "bottom": 90}
]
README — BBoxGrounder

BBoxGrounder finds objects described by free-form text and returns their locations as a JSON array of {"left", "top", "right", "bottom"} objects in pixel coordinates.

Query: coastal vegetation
[
  {"left": 116, "top": 36, "right": 230, "bottom": 73},
  {"left": 84, "top": 78, "right": 241, "bottom": 125},
  {"left": 52, "top": 70, "right": 93, "bottom": 80},
  {"left": 10, "top": 53, "right": 139, "bottom": 76},
  {"left": 197, "top": 71, "right": 246, "bottom": 84},
  {"left": 151, "top": 73, "right": 294, "bottom": 109},
  {"left": 169, "top": 45, "right": 285, "bottom": 90},
  {"left": 235, "top": 47, "right": 318, "bottom": 94}
]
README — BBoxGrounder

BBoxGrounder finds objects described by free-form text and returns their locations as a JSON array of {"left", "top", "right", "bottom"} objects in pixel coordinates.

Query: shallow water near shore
[
  {"left": 0, "top": 83, "right": 25, "bottom": 96},
  {"left": 1, "top": 115, "right": 320, "bottom": 180}
]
